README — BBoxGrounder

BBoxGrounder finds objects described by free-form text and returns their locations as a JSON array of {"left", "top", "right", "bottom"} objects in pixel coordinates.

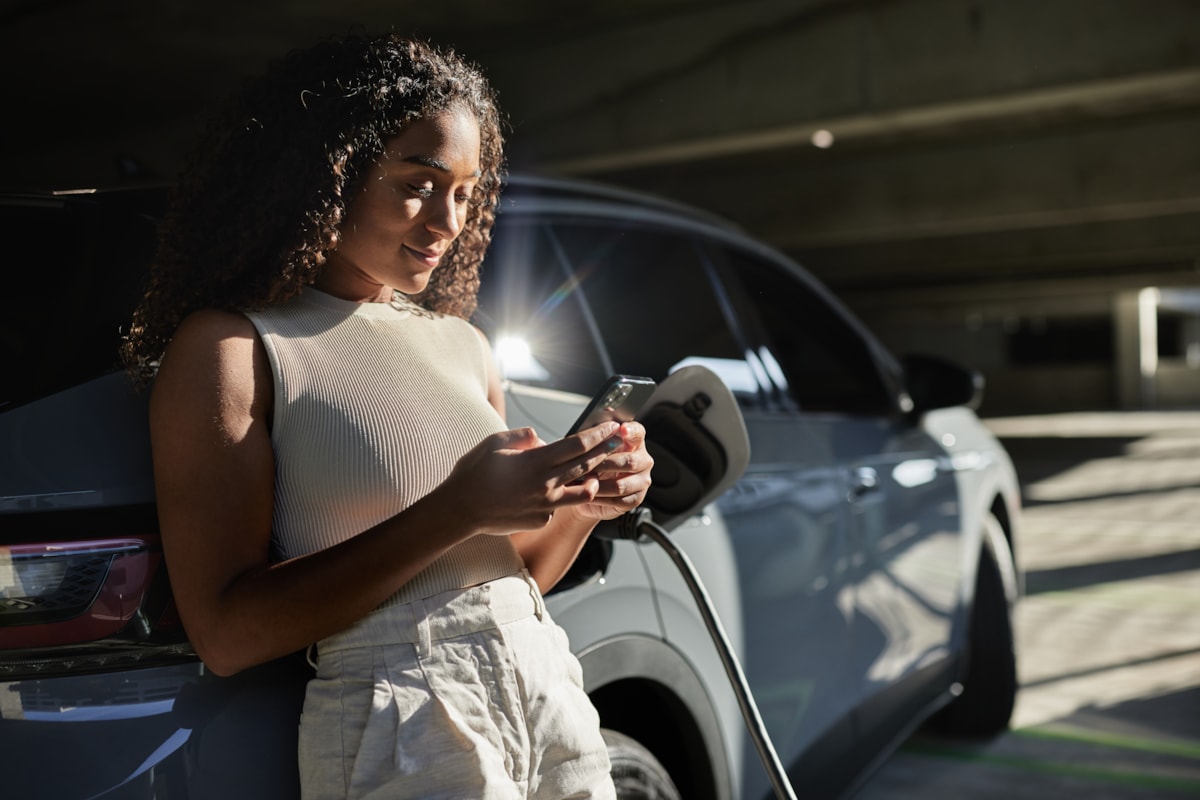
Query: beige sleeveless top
[{"left": 245, "top": 288, "right": 523, "bottom": 607}]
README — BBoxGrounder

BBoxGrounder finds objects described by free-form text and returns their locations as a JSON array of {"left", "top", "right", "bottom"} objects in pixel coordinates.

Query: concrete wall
[{"left": 1158, "top": 362, "right": 1200, "bottom": 408}]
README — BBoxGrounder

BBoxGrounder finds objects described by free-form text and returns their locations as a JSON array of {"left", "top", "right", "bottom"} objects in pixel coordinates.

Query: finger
[
  {"left": 562, "top": 421, "right": 621, "bottom": 459},
  {"left": 615, "top": 421, "right": 647, "bottom": 450},
  {"left": 489, "top": 426, "right": 542, "bottom": 452},
  {"left": 589, "top": 449, "right": 650, "bottom": 478},
  {"left": 592, "top": 438, "right": 655, "bottom": 478},
  {"left": 539, "top": 421, "right": 620, "bottom": 475},
  {"left": 519, "top": 423, "right": 612, "bottom": 476},
  {"left": 554, "top": 476, "right": 602, "bottom": 505},
  {"left": 591, "top": 470, "right": 651, "bottom": 500},
  {"left": 561, "top": 430, "right": 652, "bottom": 486},
  {"left": 582, "top": 490, "right": 647, "bottom": 519},
  {"left": 558, "top": 448, "right": 617, "bottom": 486}
]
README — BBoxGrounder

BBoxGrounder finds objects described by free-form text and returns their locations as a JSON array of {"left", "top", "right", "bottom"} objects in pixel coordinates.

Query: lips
[{"left": 404, "top": 245, "right": 444, "bottom": 268}]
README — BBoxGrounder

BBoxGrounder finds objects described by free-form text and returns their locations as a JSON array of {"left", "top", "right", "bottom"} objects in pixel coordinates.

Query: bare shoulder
[
  {"left": 164, "top": 308, "right": 262, "bottom": 359},
  {"left": 151, "top": 309, "right": 272, "bottom": 434}
]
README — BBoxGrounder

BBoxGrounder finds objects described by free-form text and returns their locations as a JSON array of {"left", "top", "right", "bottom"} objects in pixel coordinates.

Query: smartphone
[{"left": 565, "top": 375, "right": 657, "bottom": 436}]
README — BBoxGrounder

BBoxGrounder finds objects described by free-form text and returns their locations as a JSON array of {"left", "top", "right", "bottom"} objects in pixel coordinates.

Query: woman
[{"left": 122, "top": 33, "right": 651, "bottom": 799}]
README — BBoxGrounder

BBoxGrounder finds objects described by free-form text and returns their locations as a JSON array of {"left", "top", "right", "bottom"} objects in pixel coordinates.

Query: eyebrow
[{"left": 402, "top": 154, "right": 482, "bottom": 178}]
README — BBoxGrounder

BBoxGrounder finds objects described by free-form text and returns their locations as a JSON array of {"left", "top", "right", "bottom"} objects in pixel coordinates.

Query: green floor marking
[
  {"left": 903, "top": 741, "right": 1200, "bottom": 794},
  {"left": 1014, "top": 725, "right": 1200, "bottom": 761}
]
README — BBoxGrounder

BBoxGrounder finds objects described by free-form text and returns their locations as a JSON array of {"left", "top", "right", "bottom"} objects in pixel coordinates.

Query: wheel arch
[
  {"left": 932, "top": 504, "right": 1020, "bottom": 737},
  {"left": 578, "top": 634, "right": 731, "bottom": 800},
  {"left": 984, "top": 496, "right": 1021, "bottom": 605},
  {"left": 946, "top": 492, "right": 1021, "bottom": 689}
]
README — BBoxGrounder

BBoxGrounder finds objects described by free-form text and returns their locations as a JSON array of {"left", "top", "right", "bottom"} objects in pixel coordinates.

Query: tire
[
  {"left": 931, "top": 517, "right": 1018, "bottom": 738},
  {"left": 603, "top": 728, "right": 682, "bottom": 800}
]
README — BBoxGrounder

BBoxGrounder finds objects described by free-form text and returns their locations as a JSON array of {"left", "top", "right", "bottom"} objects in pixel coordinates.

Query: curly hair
[{"left": 122, "top": 33, "right": 506, "bottom": 384}]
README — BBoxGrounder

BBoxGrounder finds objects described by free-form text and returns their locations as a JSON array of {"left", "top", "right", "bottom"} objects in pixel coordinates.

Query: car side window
[
  {"left": 474, "top": 220, "right": 608, "bottom": 396},
  {"left": 547, "top": 221, "right": 763, "bottom": 408},
  {"left": 713, "top": 245, "right": 895, "bottom": 416}
]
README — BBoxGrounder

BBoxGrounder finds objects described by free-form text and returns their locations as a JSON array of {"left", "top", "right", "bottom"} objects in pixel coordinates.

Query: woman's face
[{"left": 318, "top": 107, "right": 482, "bottom": 302}]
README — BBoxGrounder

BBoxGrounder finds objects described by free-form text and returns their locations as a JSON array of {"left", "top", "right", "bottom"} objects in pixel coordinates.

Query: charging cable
[{"left": 613, "top": 508, "right": 800, "bottom": 800}]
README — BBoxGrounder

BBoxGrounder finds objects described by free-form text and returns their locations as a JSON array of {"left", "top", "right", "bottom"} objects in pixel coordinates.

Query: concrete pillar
[
  {"left": 1114, "top": 288, "right": 1160, "bottom": 409},
  {"left": 1183, "top": 316, "right": 1200, "bottom": 367}
]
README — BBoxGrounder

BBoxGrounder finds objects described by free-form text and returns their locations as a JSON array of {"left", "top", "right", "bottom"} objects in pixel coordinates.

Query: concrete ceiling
[
  {"left": 0, "top": 0, "right": 705, "bottom": 189},
  {"left": 4, "top": 0, "right": 1200, "bottom": 320}
]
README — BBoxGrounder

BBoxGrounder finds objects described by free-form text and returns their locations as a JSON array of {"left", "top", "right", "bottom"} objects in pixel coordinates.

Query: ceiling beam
[{"left": 543, "top": 67, "right": 1200, "bottom": 175}]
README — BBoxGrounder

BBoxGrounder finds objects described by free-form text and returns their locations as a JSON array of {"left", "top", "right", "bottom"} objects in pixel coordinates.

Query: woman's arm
[{"left": 152, "top": 311, "right": 622, "bottom": 676}]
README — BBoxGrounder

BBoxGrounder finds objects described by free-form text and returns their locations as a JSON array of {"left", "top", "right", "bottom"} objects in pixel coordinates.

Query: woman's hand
[
  {"left": 568, "top": 421, "right": 654, "bottom": 522},
  {"left": 439, "top": 420, "right": 631, "bottom": 536},
  {"left": 501, "top": 420, "right": 653, "bottom": 592}
]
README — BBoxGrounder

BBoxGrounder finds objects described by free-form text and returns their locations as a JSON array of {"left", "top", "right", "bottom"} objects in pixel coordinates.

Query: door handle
[{"left": 849, "top": 466, "right": 879, "bottom": 499}]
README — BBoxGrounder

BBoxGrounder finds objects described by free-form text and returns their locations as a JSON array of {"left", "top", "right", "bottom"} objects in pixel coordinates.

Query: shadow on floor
[{"left": 1024, "top": 548, "right": 1200, "bottom": 594}]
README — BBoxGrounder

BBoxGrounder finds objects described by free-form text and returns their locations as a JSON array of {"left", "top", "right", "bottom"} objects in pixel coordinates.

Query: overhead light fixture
[{"left": 810, "top": 129, "right": 835, "bottom": 149}]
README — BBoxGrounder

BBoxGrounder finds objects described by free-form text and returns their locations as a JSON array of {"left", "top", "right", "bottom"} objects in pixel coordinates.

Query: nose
[{"left": 425, "top": 193, "right": 464, "bottom": 240}]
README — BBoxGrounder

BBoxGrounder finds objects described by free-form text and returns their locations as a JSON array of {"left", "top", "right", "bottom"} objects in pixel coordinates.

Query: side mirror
[
  {"left": 902, "top": 353, "right": 985, "bottom": 413},
  {"left": 613, "top": 365, "right": 751, "bottom": 534}
]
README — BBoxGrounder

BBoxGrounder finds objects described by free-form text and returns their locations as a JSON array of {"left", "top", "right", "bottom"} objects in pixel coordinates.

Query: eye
[
  {"left": 408, "top": 184, "right": 435, "bottom": 199},
  {"left": 453, "top": 182, "right": 476, "bottom": 204}
]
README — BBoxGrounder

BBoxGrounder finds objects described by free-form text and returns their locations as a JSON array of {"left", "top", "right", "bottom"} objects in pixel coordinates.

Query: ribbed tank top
[{"left": 245, "top": 288, "right": 524, "bottom": 607}]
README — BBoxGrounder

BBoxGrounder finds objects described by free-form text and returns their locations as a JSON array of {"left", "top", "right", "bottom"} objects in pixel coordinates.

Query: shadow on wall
[
  {"left": 979, "top": 366, "right": 1116, "bottom": 417},
  {"left": 991, "top": 435, "right": 1141, "bottom": 484}
]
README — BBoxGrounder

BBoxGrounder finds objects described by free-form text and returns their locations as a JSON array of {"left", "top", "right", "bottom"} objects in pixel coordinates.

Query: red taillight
[
  {"left": 0, "top": 538, "right": 160, "bottom": 648},
  {"left": 0, "top": 535, "right": 193, "bottom": 678}
]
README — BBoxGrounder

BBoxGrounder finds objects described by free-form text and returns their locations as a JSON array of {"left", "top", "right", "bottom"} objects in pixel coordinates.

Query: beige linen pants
[{"left": 298, "top": 570, "right": 616, "bottom": 800}]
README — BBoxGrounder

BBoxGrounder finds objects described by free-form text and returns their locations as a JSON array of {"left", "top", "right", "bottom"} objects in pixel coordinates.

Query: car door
[
  {"left": 543, "top": 218, "right": 857, "bottom": 798},
  {"left": 710, "top": 242, "right": 964, "bottom": 763}
]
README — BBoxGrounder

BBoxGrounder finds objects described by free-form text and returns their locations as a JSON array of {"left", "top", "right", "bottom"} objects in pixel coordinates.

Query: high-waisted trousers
[{"left": 298, "top": 570, "right": 616, "bottom": 800}]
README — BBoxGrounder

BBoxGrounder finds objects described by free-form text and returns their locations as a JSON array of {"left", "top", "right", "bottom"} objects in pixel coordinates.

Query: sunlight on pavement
[{"left": 858, "top": 412, "right": 1200, "bottom": 799}]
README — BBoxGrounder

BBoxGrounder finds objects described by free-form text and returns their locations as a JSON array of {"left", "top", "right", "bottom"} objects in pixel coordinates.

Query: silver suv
[{"left": 0, "top": 176, "right": 1022, "bottom": 800}]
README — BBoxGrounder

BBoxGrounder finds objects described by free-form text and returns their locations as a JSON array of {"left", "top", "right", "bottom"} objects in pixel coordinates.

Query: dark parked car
[{"left": 1, "top": 176, "right": 1022, "bottom": 799}]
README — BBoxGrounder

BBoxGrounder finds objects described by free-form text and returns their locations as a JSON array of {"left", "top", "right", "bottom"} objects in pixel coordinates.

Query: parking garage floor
[{"left": 857, "top": 411, "right": 1200, "bottom": 799}]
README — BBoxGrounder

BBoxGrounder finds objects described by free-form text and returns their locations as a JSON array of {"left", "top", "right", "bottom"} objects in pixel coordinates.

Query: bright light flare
[{"left": 495, "top": 335, "right": 550, "bottom": 381}]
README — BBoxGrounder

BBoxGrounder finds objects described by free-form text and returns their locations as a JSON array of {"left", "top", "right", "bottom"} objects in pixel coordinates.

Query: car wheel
[
  {"left": 932, "top": 514, "right": 1018, "bottom": 737},
  {"left": 603, "top": 728, "right": 682, "bottom": 800}
]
